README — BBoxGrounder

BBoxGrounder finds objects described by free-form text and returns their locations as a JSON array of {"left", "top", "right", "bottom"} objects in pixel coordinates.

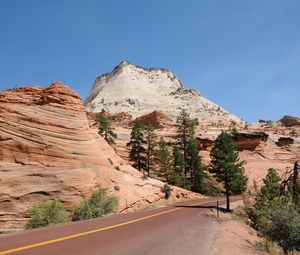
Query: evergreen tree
[
  {"left": 186, "top": 137, "right": 206, "bottom": 193},
  {"left": 144, "top": 124, "right": 156, "bottom": 177},
  {"left": 126, "top": 120, "right": 147, "bottom": 172},
  {"left": 154, "top": 137, "right": 173, "bottom": 182},
  {"left": 171, "top": 145, "right": 189, "bottom": 189},
  {"left": 95, "top": 111, "right": 117, "bottom": 145},
  {"left": 256, "top": 168, "right": 281, "bottom": 208},
  {"left": 292, "top": 161, "right": 300, "bottom": 206},
  {"left": 210, "top": 131, "right": 248, "bottom": 211},
  {"left": 176, "top": 109, "right": 198, "bottom": 177}
]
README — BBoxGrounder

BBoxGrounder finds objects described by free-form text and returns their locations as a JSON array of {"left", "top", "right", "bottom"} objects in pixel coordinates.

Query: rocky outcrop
[
  {"left": 280, "top": 115, "right": 300, "bottom": 127},
  {"left": 233, "top": 132, "right": 269, "bottom": 151},
  {"left": 197, "top": 132, "right": 268, "bottom": 152},
  {"left": 276, "top": 137, "right": 294, "bottom": 147},
  {"left": 110, "top": 112, "right": 133, "bottom": 124},
  {"left": 0, "top": 82, "right": 200, "bottom": 233},
  {"left": 137, "top": 111, "right": 171, "bottom": 129},
  {"left": 85, "top": 61, "right": 243, "bottom": 126}
]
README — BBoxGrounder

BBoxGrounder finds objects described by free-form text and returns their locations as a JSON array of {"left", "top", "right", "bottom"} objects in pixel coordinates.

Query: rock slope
[
  {"left": 85, "top": 61, "right": 243, "bottom": 126},
  {"left": 0, "top": 82, "right": 200, "bottom": 233}
]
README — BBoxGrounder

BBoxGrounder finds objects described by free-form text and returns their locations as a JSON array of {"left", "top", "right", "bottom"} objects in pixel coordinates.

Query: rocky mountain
[
  {"left": 0, "top": 82, "right": 200, "bottom": 233},
  {"left": 85, "top": 61, "right": 243, "bottom": 126}
]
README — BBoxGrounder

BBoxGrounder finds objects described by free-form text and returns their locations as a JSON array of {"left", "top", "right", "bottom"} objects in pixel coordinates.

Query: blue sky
[{"left": 0, "top": 0, "right": 299, "bottom": 123}]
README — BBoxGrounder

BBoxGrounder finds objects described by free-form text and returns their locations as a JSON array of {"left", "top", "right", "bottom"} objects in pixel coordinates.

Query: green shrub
[
  {"left": 245, "top": 168, "right": 300, "bottom": 254},
  {"left": 261, "top": 203, "right": 300, "bottom": 254},
  {"left": 161, "top": 184, "right": 172, "bottom": 199},
  {"left": 26, "top": 200, "right": 69, "bottom": 229},
  {"left": 72, "top": 187, "right": 118, "bottom": 221}
]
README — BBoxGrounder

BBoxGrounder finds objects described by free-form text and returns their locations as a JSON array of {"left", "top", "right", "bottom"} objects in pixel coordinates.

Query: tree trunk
[{"left": 226, "top": 193, "right": 230, "bottom": 211}]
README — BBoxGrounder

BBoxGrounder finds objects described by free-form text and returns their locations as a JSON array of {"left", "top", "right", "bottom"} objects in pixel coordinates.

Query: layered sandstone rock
[
  {"left": 0, "top": 82, "right": 200, "bottom": 233},
  {"left": 85, "top": 61, "right": 243, "bottom": 126}
]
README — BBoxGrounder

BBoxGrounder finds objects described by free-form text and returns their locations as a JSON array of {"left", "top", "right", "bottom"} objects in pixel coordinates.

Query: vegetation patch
[
  {"left": 26, "top": 200, "right": 69, "bottom": 229},
  {"left": 72, "top": 187, "right": 118, "bottom": 221}
]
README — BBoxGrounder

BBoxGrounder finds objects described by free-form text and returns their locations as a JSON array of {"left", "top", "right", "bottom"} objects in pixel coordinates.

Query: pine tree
[
  {"left": 126, "top": 120, "right": 147, "bottom": 172},
  {"left": 186, "top": 137, "right": 206, "bottom": 193},
  {"left": 292, "top": 161, "right": 300, "bottom": 206},
  {"left": 95, "top": 111, "right": 117, "bottom": 145},
  {"left": 210, "top": 131, "right": 248, "bottom": 211},
  {"left": 144, "top": 124, "right": 156, "bottom": 177},
  {"left": 176, "top": 109, "right": 198, "bottom": 177},
  {"left": 171, "top": 145, "right": 189, "bottom": 189},
  {"left": 154, "top": 137, "right": 173, "bottom": 182},
  {"left": 256, "top": 168, "right": 281, "bottom": 208}
]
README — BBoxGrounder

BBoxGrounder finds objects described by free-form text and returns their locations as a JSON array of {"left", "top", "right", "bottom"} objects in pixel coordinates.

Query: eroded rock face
[
  {"left": 0, "top": 83, "right": 200, "bottom": 233},
  {"left": 233, "top": 132, "right": 269, "bottom": 151},
  {"left": 85, "top": 61, "right": 243, "bottom": 126}
]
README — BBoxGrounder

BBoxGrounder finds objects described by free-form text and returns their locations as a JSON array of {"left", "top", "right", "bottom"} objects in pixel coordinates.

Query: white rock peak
[{"left": 85, "top": 61, "right": 243, "bottom": 125}]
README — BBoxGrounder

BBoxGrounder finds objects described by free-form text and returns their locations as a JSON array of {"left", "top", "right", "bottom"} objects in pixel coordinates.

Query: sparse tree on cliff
[
  {"left": 210, "top": 131, "right": 248, "bottom": 211},
  {"left": 126, "top": 120, "right": 147, "bottom": 172},
  {"left": 95, "top": 111, "right": 117, "bottom": 145}
]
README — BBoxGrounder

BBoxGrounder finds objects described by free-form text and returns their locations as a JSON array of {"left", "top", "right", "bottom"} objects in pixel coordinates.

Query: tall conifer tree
[
  {"left": 144, "top": 124, "right": 156, "bottom": 177},
  {"left": 126, "top": 120, "right": 147, "bottom": 172},
  {"left": 176, "top": 109, "right": 198, "bottom": 177},
  {"left": 154, "top": 137, "right": 173, "bottom": 182},
  {"left": 210, "top": 131, "right": 248, "bottom": 211},
  {"left": 186, "top": 137, "right": 206, "bottom": 193}
]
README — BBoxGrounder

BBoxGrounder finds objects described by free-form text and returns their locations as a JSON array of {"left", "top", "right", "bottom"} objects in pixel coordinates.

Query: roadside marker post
[{"left": 217, "top": 200, "right": 219, "bottom": 218}]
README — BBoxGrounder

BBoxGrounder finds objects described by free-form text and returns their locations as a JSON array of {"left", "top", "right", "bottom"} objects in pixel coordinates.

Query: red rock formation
[
  {"left": 137, "top": 110, "right": 171, "bottom": 129},
  {"left": 233, "top": 132, "right": 269, "bottom": 151},
  {"left": 110, "top": 112, "right": 132, "bottom": 124},
  {"left": 0, "top": 83, "right": 200, "bottom": 233}
]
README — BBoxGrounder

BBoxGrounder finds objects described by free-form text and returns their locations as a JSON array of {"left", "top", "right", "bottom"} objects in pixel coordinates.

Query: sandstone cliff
[
  {"left": 0, "top": 83, "right": 200, "bottom": 233},
  {"left": 85, "top": 61, "right": 243, "bottom": 126}
]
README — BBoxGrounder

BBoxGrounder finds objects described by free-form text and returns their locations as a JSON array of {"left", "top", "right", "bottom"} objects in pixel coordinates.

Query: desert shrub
[
  {"left": 26, "top": 200, "right": 69, "bottom": 229},
  {"left": 72, "top": 187, "right": 118, "bottom": 221},
  {"left": 161, "top": 184, "right": 172, "bottom": 199}
]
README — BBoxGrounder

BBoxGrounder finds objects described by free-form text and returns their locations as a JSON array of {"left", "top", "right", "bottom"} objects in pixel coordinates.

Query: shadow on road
[{"left": 174, "top": 205, "right": 229, "bottom": 212}]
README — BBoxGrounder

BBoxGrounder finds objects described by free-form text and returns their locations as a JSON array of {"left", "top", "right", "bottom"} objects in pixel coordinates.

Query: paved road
[{"left": 0, "top": 196, "right": 241, "bottom": 255}]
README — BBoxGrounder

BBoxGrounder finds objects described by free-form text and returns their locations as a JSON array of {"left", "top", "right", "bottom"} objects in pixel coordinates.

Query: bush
[
  {"left": 261, "top": 203, "right": 300, "bottom": 254},
  {"left": 245, "top": 168, "right": 300, "bottom": 254},
  {"left": 72, "top": 187, "right": 118, "bottom": 221},
  {"left": 26, "top": 200, "right": 69, "bottom": 229},
  {"left": 161, "top": 184, "right": 172, "bottom": 199}
]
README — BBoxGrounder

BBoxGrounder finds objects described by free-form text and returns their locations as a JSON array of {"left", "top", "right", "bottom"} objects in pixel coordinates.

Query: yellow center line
[{"left": 0, "top": 199, "right": 223, "bottom": 255}]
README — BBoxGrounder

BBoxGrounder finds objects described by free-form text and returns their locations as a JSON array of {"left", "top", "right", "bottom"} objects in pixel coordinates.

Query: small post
[
  {"left": 217, "top": 200, "right": 219, "bottom": 218},
  {"left": 126, "top": 199, "right": 128, "bottom": 210}
]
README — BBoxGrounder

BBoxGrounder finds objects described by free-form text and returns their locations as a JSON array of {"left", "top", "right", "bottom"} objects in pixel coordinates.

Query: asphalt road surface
[{"left": 0, "top": 196, "right": 241, "bottom": 255}]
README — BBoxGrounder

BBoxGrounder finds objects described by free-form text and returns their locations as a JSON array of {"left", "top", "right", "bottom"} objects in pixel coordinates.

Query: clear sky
[{"left": 0, "top": 0, "right": 299, "bottom": 123}]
